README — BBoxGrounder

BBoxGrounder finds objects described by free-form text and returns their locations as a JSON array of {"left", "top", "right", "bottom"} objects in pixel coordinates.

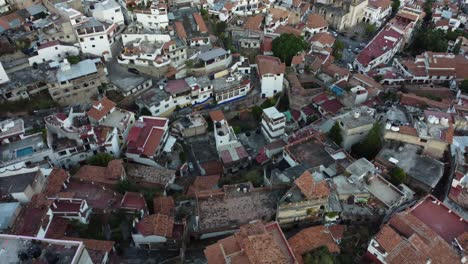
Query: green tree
[
  {"left": 351, "top": 122, "right": 382, "bottom": 160},
  {"left": 365, "top": 24, "right": 377, "bottom": 36},
  {"left": 453, "top": 41, "right": 462, "bottom": 54},
  {"left": 460, "top": 79, "right": 468, "bottom": 94},
  {"left": 392, "top": 0, "right": 400, "bottom": 13},
  {"left": 140, "top": 107, "right": 152, "bottom": 116},
  {"left": 332, "top": 39, "right": 345, "bottom": 60},
  {"left": 272, "top": 33, "right": 308, "bottom": 65},
  {"left": 389, "top": 167, "right": 407, "bottom": 185},
  {"left": 66, "top": 55, "right": 80, "bottom": 64},
  {"left": 252, "top": 106, "right": 263, "bottom": 121},
  {"left": 117, "top": 179, "right": 132, "bottom": 194},
  {"left": 215, "top": 21, "right": 228, "bottom": 36},
  {"left": 303, "top": 246, "right": 335, "bottom": 264},
  {"left": 373, "top": 75, "right": 383, "bottom": 83},
  {"left": 411, "top": 29, "right": 448, "bottom": 55},
  {"left": 87, "top": 153, "right": 114, "bottom": 167},
  {"left": 328, "top": 122, "right": 343, "bottom": 146}
]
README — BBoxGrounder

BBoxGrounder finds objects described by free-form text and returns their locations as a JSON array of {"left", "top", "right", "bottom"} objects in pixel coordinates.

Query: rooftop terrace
[{"left": 0, "top": 234, "right": 84, "bottom": 264}]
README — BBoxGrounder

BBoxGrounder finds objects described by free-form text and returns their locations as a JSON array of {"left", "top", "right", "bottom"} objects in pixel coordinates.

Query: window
[
  {"left": 100, "top": 36, "right": 104, "bottom": 39},
  {"left": 92, "top": 45, "right": 96, "bottom": 48},
  {"left": 55, "top": 47, "right": 58, "bottom": 50},
  {"left": 90, "top": 37, "right": 95, "bottom": 41}
]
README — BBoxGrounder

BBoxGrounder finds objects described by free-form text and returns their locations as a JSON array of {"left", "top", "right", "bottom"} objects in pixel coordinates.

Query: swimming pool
[{"left": 16, "top": 146, "right": 34, "bottom": 157}]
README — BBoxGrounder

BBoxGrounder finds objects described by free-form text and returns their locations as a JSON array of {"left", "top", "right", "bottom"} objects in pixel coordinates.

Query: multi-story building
[
  {"left": 48, "top": 58, "right": 108, "bottom": 106},
  {"left": 0, "top": 234, "right": 94, "bottom": 263},
  {"left": 87, "top": 96, "right": 136, "bottom": 139},
  {"left": 133, "top": 1, "right": 169, "bottom": 30},
  {"left": 117, "top": 33, "right": 173, "bottom": 69},
  {"left": 365, "top": 196, "right": 466, "bottom": 264},
  {"left": 256, "top": 55, "right": 285, "bottom": 99},
  {"left": 0, "top": 167, "right": 46, "bottom": 203},
  {"left": 261, "top": 106, "right": 286, "bottom": 142},
  {"left": 87, "top": 0, "right": 125, "bottom": 25},
  {"left": 334, "top": 107, "right": 376, "bottom": 150},
  {"left": 354, "top": 25, "right": 404, "bottom": 73},
  {"left": 363, "top": 0, "right": 392, "bottom": 26},
  {"left": 314, "top": 0, "right": 368, "bottom": 31},
  {"left": 209, "top": 110, "right": 250, "bottom": 173},
  {"left": 44, "top": 110, "right": 99, "bottom": 168},
  {"left": 28, "top": 41, "right": 80, "bottom": 66},
  {"left": 126, "top": 116, "right": 170, "bottom": 167},
  {"left": 304, "top": 13, "right": 329, "bottom": 37},
  {"left": 277, "top": 170, "right": 330, "bottom": 225},
  {"left": 212, "top": 74, "right": 252, "bottom": 105},
  {"left": 393, "top": 52, "right": 468, "bottom": 84},
  {"left": 0, "top": 119, "right": 25, "bottom": 144},
  {"left": 74, "top": 16, "right": 118, "bottom": 59}
]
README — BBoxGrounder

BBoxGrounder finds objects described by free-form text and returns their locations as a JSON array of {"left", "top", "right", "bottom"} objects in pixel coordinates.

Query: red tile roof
[
  {"left": 45, "top": 217, "right": 69, "bottom": 239},
  {"left": 200, "top": 160, "right": 224, "bottom": 176},
  {"left": 127, "top": 117, "right": 168, "bottom": 157},
  {"left": 175, "top": 21, "right": 187, "bottom": 39},
  {"left": 309, "top": 32, "right": 335, "bottom": 47},
  {"left": 261, "top": 36, "right": 273, "bottom": 53},
  {"left": 121, "top": 192, "right": 147, "bottom": 211},
  {"left": 153, "top": 196, "right": 175, "bottom": 215},
  {"left": 320, "top": 99, "right": 343, "bottom": 114},
  {"left": 244, "top": 15, "right": 264, "bottom": 30},
  {"left": 45, "top": 168, "right": 69, "bottom": 196},
  {"left": 409, "top": 196, "right": 468, "bottom": 243},
  {"left": 74, "top": 160, "right": 124, "bottom": 186},
  {"left": 294, "top": 171, "right": 330, "bottom": 199},
  {"left": 204, "top": 221, "right": 297, "bottom": 264},
  {"left": 368, "top": 0, "right": 392, "bottom": 9},
  {"left": 187, "top": 175, "right": 220, "bottom": 197},
  {"left": 193, "top": 13, "right": 208, "bottom": 33},
  {"left": 374, "top": 203, "right": 463, "bottom": 264},
  {"left": 11, "top": 194, "right": 53, "bottom": 237},
  {"left": 87, "top": 97, "right": 116, "bottom": 121},
  {"left": 288, "top": 225, "right": 345, "bottom": 263},
  {"left": 137, "top": 213, "right": 174, "bottom": 237},
  {"left": 356, "top": 27, "right": 402, "bottom": 67},
  {"left": 306, "top": 13, "right": 328, "bottom": 29},
  {"left": 256, "top": 55, "right": 286, "bottom": 76},
  {"left": 209, "top": 110, "right": 225, "bottom": 122}
]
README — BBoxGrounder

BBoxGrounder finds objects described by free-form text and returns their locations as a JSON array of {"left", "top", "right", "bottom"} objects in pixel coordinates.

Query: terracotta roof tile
[
  {"left": 288, "top": 225, "right": 344, "bottom": 263},
  {"left": 137, "top": 213, "right": 174, "bottom": 237},
  {"left": 209, "top": 110, "right": 225, "bottom": 122},
  {"left": 175, "top": 21, "right": 187, "bottom": 39},
  {"left": 120, "top": 191, "right": 147, "bottom": 211},
  {"left": 256, "top": 55, "right": 286, "bottom": 76},
  {"left": 294, "top": 171, "right": 330, "bottom": 199},
  {"left": 375, "top": 225, "right": 403, "bottom": 252},
  {"left": 153, "top": 196, "right": 175, "bottom": 215},
  {"left": 74, "top": 160, "right": 124, "bottom": 185},
  {"left": 45, "top": 168, "right": 69, "bottom": 196},
  {"left": 306, "top": 14, "right": 328, "bottom": 29},
  {"left": 309, "top": 32, "right": 335, "bottom": 47},
  {"left": 193, "top": 13, "right": 208, "bottom": 33},
  {"left": 187, "top": 175, "right": 220, "bottom": 197},
  {"left": 87, "top": 97, "right": 116, "bottom": 121},
  {"left": 244, "top": 15, "right": 264, "bottom": 30},
  {"left": 205, "top": 221, "right": 297, "bottom": 264}
]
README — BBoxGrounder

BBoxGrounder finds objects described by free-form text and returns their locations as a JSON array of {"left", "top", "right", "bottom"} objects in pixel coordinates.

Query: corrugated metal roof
[
  {"left": 56, "top": 59, "right": 100, "bottom": 83},
  {"left": 198, "top": 48, "right": 227, "bottom": 62}
]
